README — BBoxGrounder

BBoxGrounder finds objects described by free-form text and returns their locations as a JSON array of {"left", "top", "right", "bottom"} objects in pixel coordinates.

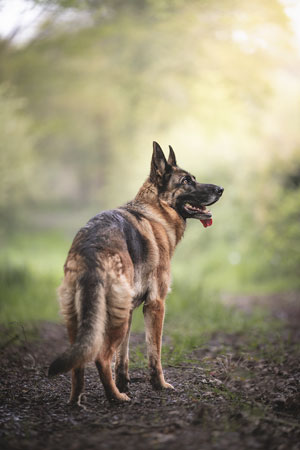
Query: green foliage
[
  {"left": 0, "top": 266, "right": 59, "bottom": 323},
  {"left": 0, "top": 0, "right": 299, "bottom": 333},
  {"left": 260, "top": 162, "right": 300, "bottom": 289},
  {"left": 1, "top": 0, "right": 292, "bottom": 207},
  {"left": 0, "top": 85, "right": 38, "bottom": 226},
  {"left": 0, "top": 231, "right": 69, "bottom": 323},
  {"left": 0, "top": 230, "right": 276, "bottom": 353}
]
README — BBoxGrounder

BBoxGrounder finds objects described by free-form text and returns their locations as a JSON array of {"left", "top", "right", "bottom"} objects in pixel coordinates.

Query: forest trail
[{"left": 1, "top": 294, "right": 299, "bottom": 450}]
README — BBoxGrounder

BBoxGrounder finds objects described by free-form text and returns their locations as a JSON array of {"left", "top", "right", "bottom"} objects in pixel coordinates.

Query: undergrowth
[{"left": 0, "top": 230, "right": 283, "bottom": 362}]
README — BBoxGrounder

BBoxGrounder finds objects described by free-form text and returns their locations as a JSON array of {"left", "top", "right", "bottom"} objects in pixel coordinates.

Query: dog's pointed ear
[
  {"left": 150, "top": 141, "right": 170, "bottom": 183},
  {"left": 168, "top": 145, "right": 177, "bottom": 167}
]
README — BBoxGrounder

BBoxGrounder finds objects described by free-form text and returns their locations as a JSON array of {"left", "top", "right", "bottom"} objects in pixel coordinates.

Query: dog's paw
[
  {"left": 161, "top": 382, "right": 175, "bottom": 390},
  {"left": 151, "top": 377, "right": 175, "bottom": 391},
  {"left": 112, "top": 392, "right": 131, "bottom": 403},
  {"left": 119, "top": 393, "right": 131, "bottom": 402},
  {"left": 109, "top": 392, "right": 131, "bottom": 403}
]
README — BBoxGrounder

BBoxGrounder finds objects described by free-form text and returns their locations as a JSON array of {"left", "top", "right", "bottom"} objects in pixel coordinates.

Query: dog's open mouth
[{"left": 183, "top": 202, "right": 213, "bottom": 228}]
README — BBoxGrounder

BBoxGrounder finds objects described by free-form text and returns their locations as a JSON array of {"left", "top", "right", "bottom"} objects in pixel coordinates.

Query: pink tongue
[{"left": 200, "top": 218, "right": 213, "bottom": 228}]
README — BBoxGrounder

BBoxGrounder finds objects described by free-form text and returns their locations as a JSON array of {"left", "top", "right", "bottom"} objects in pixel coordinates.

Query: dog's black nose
[{"left": 216, "top": 186, "right": 224, "bottom": 196}]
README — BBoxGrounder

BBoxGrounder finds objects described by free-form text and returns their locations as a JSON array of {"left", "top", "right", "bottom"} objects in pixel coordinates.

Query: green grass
[
  {"left": 0, "top": 230, "right": 281, "bottom": 360},
  {"left": 0, "top": 231, "right": 70, "bottom": 323}
]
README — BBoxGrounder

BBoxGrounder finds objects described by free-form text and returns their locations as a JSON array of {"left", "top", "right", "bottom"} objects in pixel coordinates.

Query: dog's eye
[{"left": 181, "top": 176, "right": 193, "bottom": 185}]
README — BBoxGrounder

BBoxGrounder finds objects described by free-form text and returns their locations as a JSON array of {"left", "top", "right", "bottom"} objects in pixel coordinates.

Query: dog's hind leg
[
  {"left": 95, "top": 320, "right": 131, "bottom": 402},
  {"left": 115, "top": 310, "right": 132, "bottom": 393},
  {"left": 66, "top": 318, "right": 85, "bottom": 406},
  {"left": 95, "top": 261, "right": 133, "bottom": 402},
  {"left": 70, "top": 366, "right": 85, "bottom": 405},
  {"left": 58, "top": 279, "right": 86, "bottom": 406},
  {"left": 143, "top": 299, "right": 174, "bottom": 390}
]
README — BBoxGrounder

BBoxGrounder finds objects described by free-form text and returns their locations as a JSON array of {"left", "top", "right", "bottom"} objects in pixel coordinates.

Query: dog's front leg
[{"left": 143, "top": 299, "right": 174, "bottom": 390}]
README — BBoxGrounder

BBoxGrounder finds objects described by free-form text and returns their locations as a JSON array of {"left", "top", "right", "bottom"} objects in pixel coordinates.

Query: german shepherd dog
[{"left": 48, "top": 142, "right": 223, "bottom": 404}]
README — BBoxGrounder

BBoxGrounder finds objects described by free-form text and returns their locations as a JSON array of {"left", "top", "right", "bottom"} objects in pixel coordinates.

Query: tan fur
[{"left": 48, "top": 142, "right": 223, "bottom": 405}]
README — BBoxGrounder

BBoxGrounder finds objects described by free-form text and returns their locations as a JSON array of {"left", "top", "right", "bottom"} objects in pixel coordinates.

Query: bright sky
[
  {"left": 283, "top": 0, "right": 300, "bottom": 45},
  {"left": 0, "top": 0, "right": 45, "bottom": 43},
  {"left": 1, "top": 0, "right": 300, "bottom": 46}
]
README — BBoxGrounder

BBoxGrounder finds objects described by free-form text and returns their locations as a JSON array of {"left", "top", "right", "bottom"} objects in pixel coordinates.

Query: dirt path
[{"left": 0, "top": 295, "right": 300, "bottom": 450}]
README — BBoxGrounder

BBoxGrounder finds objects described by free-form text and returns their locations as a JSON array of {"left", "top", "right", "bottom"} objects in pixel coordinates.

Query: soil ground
[{"left": 0, "top": 293, "right": 300, "bottom": 450}]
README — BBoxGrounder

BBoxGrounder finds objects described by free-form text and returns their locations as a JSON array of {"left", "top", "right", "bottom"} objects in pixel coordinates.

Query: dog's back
[{"left": 48, "top": 142, "right": 223, "bottom": 404}]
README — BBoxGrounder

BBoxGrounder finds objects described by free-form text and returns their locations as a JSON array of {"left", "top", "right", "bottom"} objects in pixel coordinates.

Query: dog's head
[{"left": 150, "top": 141, "right": 224, "bottom": 227}]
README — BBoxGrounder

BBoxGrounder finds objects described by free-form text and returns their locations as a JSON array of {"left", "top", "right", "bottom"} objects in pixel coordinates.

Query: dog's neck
[
  {"left": 133, "top": 179, "right": 186, "bottom": 248},
  {"left": 135, "top": 179, "right": 158, "bottom": 202}
]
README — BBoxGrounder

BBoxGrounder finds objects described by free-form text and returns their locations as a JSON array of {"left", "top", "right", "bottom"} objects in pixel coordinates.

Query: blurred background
[{"left": 0, "top": 0, "right": 299, "bottom": 340}]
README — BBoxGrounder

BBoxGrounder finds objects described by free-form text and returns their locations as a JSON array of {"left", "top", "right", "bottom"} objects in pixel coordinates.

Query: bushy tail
[
  {"left": 48, "top": 344, "right": 83, "bottom": 377},
  {"left": 48, "top": 274, "right": 106, "bottom": 377}
]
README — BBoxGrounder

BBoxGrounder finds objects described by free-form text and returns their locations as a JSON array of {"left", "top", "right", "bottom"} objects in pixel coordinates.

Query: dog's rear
[{"left": 49, "top": 214, "right": 134, "bottom": 402}]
